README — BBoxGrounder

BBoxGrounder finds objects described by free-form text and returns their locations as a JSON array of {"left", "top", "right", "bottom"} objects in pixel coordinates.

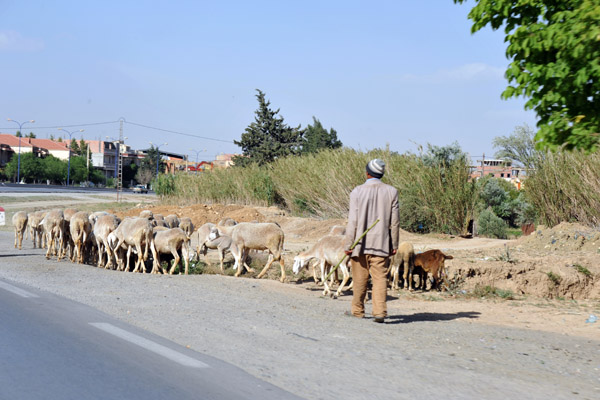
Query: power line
[
  {"left": 1, "top": 118, "right": 236, "bottom": 144},
  {"left": 125, "top": 121, "right": 235, "bottom": 143},
  {"left": 0, "top": 120, "right": 121, "bottom": 130}
]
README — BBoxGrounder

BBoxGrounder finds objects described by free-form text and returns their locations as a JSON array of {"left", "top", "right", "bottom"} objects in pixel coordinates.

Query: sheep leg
[
  {"left": 256, "top": 253, "right": 275, "bottom": 279},
  {"left": 335, "top": 265, "right": 351, "bottom": 298},
  {"left": 126, "top": 245, "right": 134, "bottom": 272},
  {"left": 278, "top": 255, "right": 285, "bottom": 283},
  {"left": 150, "top": 241, "right": 162, "bottom": 274},
  {"left": 168, "top": 249, "right": 180, "bottom": 275},
  {"left": 218, "top": 247, "right": 225, "bottom": 273},
  {"left": 242, "top": 249, "right": 255, "bottom": 273},
  {"left": 321, "top": 261, "right": 331, "bottom": 296},
  {"left": 182, "top": 244, "right": 190, "bottom": 275},
  {"left": 312, "top": 263, "right": 321, "bottom": 285},
  {"left": 135, "top": 243, "right": 145, "bottom": 273}
]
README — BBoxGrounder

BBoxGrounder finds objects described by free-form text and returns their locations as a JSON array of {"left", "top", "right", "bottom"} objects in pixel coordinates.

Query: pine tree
[
  {"left": 233, "top": 89, "right": 303, "bottom": 167},
  {"left": 302, "top": 117, "right": 342, "bottom": 154}
]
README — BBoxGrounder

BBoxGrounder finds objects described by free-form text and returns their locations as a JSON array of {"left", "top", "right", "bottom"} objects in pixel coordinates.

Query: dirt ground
[{"left": 109, "top": 202, "right": 600, "bottom": 341}]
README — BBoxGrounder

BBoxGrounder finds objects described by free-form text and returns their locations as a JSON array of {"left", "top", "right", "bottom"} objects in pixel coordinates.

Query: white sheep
[
  {"left": 212, "top": 222, "right": 285, "bottom": 282},
  {"left": 293, "top": 234, "right": 352, "bottom": 298}
]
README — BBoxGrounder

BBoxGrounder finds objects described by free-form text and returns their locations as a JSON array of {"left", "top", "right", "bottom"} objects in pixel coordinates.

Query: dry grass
[
  {"left": 157, "top": 148, "right": 479, "bottom": 235},
  {"left": 526, "top": 150, "right": 600, "bottom": 227}
]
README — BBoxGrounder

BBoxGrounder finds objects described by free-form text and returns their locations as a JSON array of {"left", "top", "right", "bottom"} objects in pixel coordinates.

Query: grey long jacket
[{"left": 344, "top": 178, "right": 400, "bottom": 257}]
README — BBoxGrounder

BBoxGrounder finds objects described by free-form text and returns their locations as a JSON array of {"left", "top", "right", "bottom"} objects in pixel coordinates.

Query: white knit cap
[{"left": 366, "top": 159, "right": 385, "bottom": 178}]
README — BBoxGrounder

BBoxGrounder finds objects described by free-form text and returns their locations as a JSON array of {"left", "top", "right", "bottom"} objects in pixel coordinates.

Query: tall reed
[
  {"left": 157, "top": 148, "right": 479, "bottom": 234},
  {"left": 526, "top": 150, "right": 600, "bottom": 227}
]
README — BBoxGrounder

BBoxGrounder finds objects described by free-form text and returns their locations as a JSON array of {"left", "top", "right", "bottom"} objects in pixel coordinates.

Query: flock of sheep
[{"left": 11, "top": 208, "right": 453, "bottom": 297}]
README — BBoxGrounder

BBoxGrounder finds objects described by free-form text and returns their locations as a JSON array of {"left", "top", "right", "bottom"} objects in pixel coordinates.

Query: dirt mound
[
  {"left": 446, "top": 249, "right": 599, "bottom": 300},
  {"left": 518, "top": 222, "right": 600, "bottom": 252}
]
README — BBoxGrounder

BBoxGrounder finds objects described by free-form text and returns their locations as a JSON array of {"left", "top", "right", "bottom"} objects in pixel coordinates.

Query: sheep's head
[
  {"left": 292, "top": 256, "right": 309, "bottom": 275},
  {"left": 208, "top": 227, "right": 220, "bottom": 241}
]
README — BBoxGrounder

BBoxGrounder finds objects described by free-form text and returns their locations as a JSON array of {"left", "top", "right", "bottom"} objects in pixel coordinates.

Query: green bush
[{"left": 478, "top": 208, "right": 508, "bottom": 239}]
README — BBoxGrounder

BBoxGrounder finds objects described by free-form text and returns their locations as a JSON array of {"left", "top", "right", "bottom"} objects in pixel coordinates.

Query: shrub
[{"left": 478, "top": 208, "right": 508, "bottom": 239}]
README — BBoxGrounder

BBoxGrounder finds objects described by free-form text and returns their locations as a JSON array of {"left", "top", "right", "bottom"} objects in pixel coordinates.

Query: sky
[{"left": 0, "top": 0, "right": 538, "bottom": 163}]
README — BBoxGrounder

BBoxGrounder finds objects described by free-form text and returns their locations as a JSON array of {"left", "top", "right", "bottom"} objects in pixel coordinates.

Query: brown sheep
[
  {"left": 413, "top": 249, "right": 453, "bottom": 290},
  {"left": 388, "top": 242, "right": 415, "bottom": 290},
  {"left": 12, "top": 211, "right": 28, "bottom": 250}
]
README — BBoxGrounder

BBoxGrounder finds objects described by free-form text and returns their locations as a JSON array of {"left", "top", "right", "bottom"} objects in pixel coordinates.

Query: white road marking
[
  {"left": 89, "top": 322, "right": 209, "bottom": 368},
  {"left": 0, "top": 281, "right": 39, "bottom": 298}
]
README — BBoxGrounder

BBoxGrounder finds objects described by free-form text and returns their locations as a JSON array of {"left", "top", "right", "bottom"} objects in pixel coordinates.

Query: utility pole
[
  {"left": 117, "top": 118, "right": 124, "bottom": 202},
  {"left": 481, "top": 153, "right": 485, "bottom": 178}
]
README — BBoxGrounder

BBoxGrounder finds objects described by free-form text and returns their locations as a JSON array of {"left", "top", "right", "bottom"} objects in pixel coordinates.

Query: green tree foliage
[
  {"left": 67, "top": 156, "right": 88, "bottom": 183},
  {"left": 302, "top": 117, "right": 342, "bottom": 154},
  {"left": 478, "top": 177, "right": 536, "bottom": 227},
  {"left": 478, "top": 208, "right": 508, "bottom": 239},
  {"left": 233, "top": 89, "right": 303, "bottom": 167},
  {"left": 4, "top": 152, "right": 43, "bottom": 182},
  {"left": 421, "top": 141, "right": 468, "bottom": 167},
  {"left": 69, "top": 139, "right": 80, "bottom": 154},
  {"left": 455, "top": 0, "right": 600, "bottom": 151},
  {"left": 141, "top": 145, "right": 166, "bottom": 175},
  {"left": 27, "top": 132, "right": 36, "bottom": 138},
  {"left": 493, "top": 124, "right": 542, "bottom": 169},
  {"left": 42, "top": 155, "right": 67, "bottom": 183},
  {"left": 15, "top": 131, "right": 22, "bottom": 137}
]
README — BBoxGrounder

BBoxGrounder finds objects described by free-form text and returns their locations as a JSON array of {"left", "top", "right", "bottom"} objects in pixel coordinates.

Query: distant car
[{"left": 132, "top": 185, "right": 148, "bottom": 194}]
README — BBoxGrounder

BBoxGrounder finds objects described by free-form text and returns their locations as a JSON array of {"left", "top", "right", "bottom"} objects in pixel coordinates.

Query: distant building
[
  {"left": 213, "top": 153, "right": 237, "bottom": 169},
  {"left": 470, "top": 158, "right": 527, "bottom": 189}
]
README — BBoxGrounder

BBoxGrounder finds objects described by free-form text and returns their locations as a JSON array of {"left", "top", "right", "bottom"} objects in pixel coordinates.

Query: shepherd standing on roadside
[{"left": 344, "top": 158, "right": 399, "bottom": 323}]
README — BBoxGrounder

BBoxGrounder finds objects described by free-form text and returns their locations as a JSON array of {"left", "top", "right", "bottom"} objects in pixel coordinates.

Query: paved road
[
  {"left": 0, "top": 183, "right": 155, "bottom": 196},
  {"left": 0, "top": 279, "right": 301, "bottom": 400}
]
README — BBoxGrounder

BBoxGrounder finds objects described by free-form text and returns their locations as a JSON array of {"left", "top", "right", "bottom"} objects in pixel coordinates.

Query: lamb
[
  {"left": 41, "top": 210, "right": 66, "bottom": 260},
  {"left": 388, "top": 242, "right": 415, "bottom": 290},
  {"left": 164, "top": 214, "right": 180, "bottom": 228},
  {"left": 152, "top": 228, "right": 190, "bottom": 275},
  {"left": 178, "top": 217, "right": 194, "bottom": 239},
  {"left": 12, "top": 211, "right": 28, "bottom": 250},
  {"left": 69, "top": 211, "right": 92, "bottom": 264},
  {"left": 111, "top": 217, "right": 158, "bottom": 273},
  {"left": 196, "top": 222, "right": 216, "bottom": 257},
  {"left": 293, "top": 234, "right": 351, "bottom": 298},
  {"left": 205, "top": 226, "right": 240, "bottom": 273},
  {"left": 413, "top": 249, "right": 453, "bottom": 290},
  {"left": 93, "top": 214, "right": 120, "bottom": 269},
  {"left": 27, "top": 210, "right": 46, "bottom": 249},
  {"left": 219, "top": 222, "right": 285, "bottom": 282}
]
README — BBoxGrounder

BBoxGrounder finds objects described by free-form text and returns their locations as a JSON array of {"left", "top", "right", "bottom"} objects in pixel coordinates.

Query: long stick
[{"left": 324, "top": 219, "right": 380, "bottom": 282}]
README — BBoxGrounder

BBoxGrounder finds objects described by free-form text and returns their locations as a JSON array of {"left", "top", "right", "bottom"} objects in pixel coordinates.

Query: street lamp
[
  {"left": 59, "top": 128, "right": 84, "bottom": 186},
  {"left": 189, "top": 148, "right": 206, "bottom": 175},
  {"left": 149, "top": 142, "right": 167, "bottom": 177},
  {"left": 7, "top": 118, "right": 35, "bottom": 183}
]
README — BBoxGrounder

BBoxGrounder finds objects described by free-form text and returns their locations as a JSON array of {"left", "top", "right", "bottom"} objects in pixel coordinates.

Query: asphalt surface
[{"left": 0, "top": 279, "right": 301, "bottom": 400}]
